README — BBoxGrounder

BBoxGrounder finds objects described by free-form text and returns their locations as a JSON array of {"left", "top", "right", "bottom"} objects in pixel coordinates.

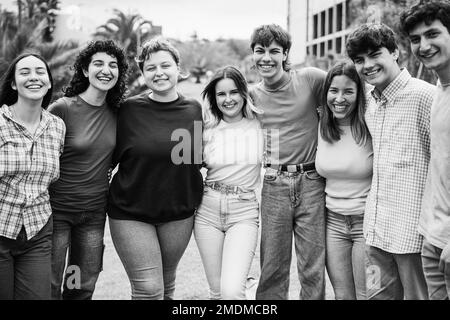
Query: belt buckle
[{"left": 286, "top": 165, "right": 297, "bottom": 173}]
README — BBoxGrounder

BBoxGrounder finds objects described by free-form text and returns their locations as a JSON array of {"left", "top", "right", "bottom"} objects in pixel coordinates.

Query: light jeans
[
  {"left": 194, "top": 186, "right": 259, "bottom": 300},
  {"left": 109, "top": 215, "right": 193, "bottom": 300},
  {"left": 256, "top": 167, "right": 326, "bottom": 300},
  {"left": 365, "top": 245, "right": 428, "bottom": 300},
  {"left": 421, "top": 238, "right": 450, "bottom": 300},
  {"left": 326, "top": 210, "right": 366, "bottom": 300}
]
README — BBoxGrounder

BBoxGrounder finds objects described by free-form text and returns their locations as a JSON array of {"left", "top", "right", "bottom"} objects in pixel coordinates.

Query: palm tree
[
  {"left": 0, "top": 4, "right": 79, "bottom": 100},
  {"left": 93, "top": 9, "right": 162, "bottom": 93}
]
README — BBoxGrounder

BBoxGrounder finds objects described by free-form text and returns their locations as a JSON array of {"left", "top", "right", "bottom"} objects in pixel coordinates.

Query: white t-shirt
[
  {"left": 203, "top": 117, "right": 263, "bottom": 190},
  {"left": 316, "top": 125, "right": 373, "bottom": 215}
]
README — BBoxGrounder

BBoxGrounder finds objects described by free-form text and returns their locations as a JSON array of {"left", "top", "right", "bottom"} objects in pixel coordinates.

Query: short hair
[
  {"left": 136, "top": 37, "right": 181, "bottom": 72},
  {"left": 202, "top": 65, "right": 262, "bottom": 128},
  {"left": 64, "top": 40, "right": 129, "bottom": 108},
  {"left": 399, "top": 0, "right": 450, "bottom": 36},
  {"left": 319, "top": 60, "right": 370, "bottom": 146},
  {"left": 250, "top": 24, "right": 292, "bottom": 71},
  {"left": 346, "top": 23, "right": 398, "bottom": 60},
  {"left": 0, "top": 52, "right": 54, "bottom": 109}
]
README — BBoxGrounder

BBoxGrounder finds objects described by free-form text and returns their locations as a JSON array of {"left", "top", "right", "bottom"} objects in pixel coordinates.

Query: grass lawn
[{"left": 93, "top": 80, "right": 334, "bottom": 300}]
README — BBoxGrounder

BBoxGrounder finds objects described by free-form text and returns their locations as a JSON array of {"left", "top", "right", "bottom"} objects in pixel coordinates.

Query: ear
[
  {"left": 392, "top": 49, "right": 399, "bottom": 60},
  {"left": 283, "top": 49, "right": 289, "bottom": 62},
  {"left": 11, "top": 81, "right": 17, "bottom": 91},
  {"left": 82, "top": 68, "right": 89, "bottom": 77}
]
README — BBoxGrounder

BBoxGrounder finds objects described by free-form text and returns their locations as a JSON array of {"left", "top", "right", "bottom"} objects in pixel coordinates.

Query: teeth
[
  {"left": 259, "top": 65, "right": 273, "bottom": 70},
  {"left": 223, "top": 104, "right": 235, "bottom": 109},
  {"left": 334, "top": 105, "right": 346, "bottom": 112},
  {"left": 27, "top": 85, "right": 41, "bottom": 89},
  {"left": 366, "top": 69, "right": 379, "bottom": 76}
]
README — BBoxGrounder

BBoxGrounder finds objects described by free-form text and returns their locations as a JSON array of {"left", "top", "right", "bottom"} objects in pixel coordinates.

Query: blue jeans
[
  {"left": 365, "top": 245, "right": 428, "bottom": 300},
  {"left": 326, "top": 210, "right": 366, "bottom": 300},
  {"left": 51, "top": 209, "right": 106, "bottom": 300},
  {"left": 109, "top": 215, "right": 193, "bottom": 300},
  {"left": 256, "top": 167, "right": 326, "bottom": 300},
  {"left": 194, "top": 186, "right": 259, "bottom": 299},
  {"left": 0, "top": 217, "right": 53, "bottom": 300},
  {"left": 421, "top": 239, "right": 450, "bottom": 300}
]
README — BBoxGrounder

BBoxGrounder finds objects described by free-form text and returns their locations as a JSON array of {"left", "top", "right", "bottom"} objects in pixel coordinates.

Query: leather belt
[{"left": 265, "top": 162, "right": 315, "bottom": 173}]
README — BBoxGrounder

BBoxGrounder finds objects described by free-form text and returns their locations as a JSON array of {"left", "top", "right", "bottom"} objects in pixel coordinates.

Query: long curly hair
[{"left": 64, "top": 40, "right": 128, "bottom": 108}]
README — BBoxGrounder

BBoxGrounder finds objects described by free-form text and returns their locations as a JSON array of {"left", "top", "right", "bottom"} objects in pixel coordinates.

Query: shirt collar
[
  {"left": 370, "top": 68, "right": 411, "bottom": 104},
  {"left": 1, "top": 104, "right": 52, "bottom": 135}
]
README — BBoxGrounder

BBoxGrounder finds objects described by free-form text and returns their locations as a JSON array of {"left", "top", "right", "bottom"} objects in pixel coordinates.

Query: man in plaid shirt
[
  {"left": 400, "top": 0, "right": 450, "bottom": 300},
  {"left": 346, "top": 23, "right": 435, "bottom": 299}
]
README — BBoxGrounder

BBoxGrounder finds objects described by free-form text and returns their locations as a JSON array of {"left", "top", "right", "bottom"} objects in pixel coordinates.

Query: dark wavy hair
[
  {"left": 64, "top": 40, "right": 128, "bottom": 108},
  {"left": 320, "top": 60, "right": 370, "bottom": 146},
  {"left": 399, "top": 0, "right": 450, "bottom": 36},
  {"left": 250, "top": 24, "right": 292, "bottom": 71},
  {"left": 202, "top": 65, "right": 262, "bottom": 127},
  {"left": 0, "top": 52, "right": 54, "bottom": 109},
  {"left": 346, "top": 23, "right": 398, "bottom": 60}
]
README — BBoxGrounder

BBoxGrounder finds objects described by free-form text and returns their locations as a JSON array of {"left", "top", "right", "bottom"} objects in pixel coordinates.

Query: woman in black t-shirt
[{"left": 108, "top": 37, "right": 203, "bottom": 300}]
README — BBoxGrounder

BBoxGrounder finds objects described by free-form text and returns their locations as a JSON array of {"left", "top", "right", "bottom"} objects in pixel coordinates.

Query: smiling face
[
  {"left": 252, "top": 41, "right": 287, "bottom": 85},
  {"left": 353, "top": 47, "right": 401, "bottom": 91},
  {"left": 12, "top": 55, "right": 51, "bottom": 103},
  {"left": 326, "top": 75, "right": 358, "bottom": 125},
  {"left": 409, "top": 19, "right": 450, "bottom": 76},
  {"left": 142, "top": 50, "right": 180, "bottom": 97},
  {"left": 215, "top": 78, "right": 245, "bottom": 123},
  {"left": 83, "top": 52, "right": 119, "bottom": 93}
]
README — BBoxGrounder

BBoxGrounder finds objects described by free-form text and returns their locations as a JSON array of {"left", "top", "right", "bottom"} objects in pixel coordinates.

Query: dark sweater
[{"left": 108, "top": 91, "right": 203, "bottom": 224}]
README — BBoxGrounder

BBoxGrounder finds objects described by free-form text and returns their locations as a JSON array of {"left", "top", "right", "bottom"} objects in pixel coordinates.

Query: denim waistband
[{"left": 204, "top": 181, "right": 252, "bottom": 195}]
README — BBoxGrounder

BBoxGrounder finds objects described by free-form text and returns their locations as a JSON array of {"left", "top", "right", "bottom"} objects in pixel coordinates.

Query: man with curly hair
[{"left": 400, "top": 0, "right": 450, "bottom": 300}]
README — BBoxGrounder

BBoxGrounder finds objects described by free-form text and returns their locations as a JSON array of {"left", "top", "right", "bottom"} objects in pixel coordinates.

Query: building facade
[{"left": 288, "top": 0, "right": 353, "bottom": 68}]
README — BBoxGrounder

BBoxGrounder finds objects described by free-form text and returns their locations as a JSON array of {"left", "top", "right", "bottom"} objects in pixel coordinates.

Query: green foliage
[
  {"left": 93, "top": 8, "right": 162, "bottom": 95},
  {"left": 0, "top": 1, "right": 79, "bottom": 101}
]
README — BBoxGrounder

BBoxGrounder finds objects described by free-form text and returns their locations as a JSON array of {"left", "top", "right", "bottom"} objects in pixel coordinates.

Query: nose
[
  {"left": 363, "top": 58, "right": 375, "bottom": 71},
  {"left": 335, "top": 92, "right": 345, "bottom": 103},
  {"left": 262, "top": 50, "right": 271, "bottom": 61},
  {"left": 155, "top": 66, "right": 164, "bottom": 75},
  {"left": 419, "top": 37, "right": 432, "bottom": 52}
]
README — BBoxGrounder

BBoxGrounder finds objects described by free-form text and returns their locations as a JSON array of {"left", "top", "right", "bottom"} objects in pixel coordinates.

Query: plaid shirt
[
  {"left": 364, "top": 69, "right": 435, "bottom": 253},
  {"left": 0, "top": 104, "right": 65, "bottom": 240}
]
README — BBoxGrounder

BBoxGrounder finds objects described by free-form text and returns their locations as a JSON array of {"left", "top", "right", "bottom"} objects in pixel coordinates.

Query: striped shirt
[
  {"left": 0, "top": 104, "right": 65, "bottom": 240},
  {"left": 364, "top": 69, "right": 435, "bottom": 253}
]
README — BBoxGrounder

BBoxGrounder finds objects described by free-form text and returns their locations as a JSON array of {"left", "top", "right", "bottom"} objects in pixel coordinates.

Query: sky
[{"left": 2, "top": 0, "right": 288, "bottom": 40}]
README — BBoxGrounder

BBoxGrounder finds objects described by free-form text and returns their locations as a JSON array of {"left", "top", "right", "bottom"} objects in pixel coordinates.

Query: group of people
[{"left": 0, "top": 0, "right": 449, "bottom": 301}]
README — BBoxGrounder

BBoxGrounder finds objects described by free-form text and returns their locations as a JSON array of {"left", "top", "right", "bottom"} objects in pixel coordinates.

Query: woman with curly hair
[{"left": 47, "top": 40, "right": 128, "bottom": 300}]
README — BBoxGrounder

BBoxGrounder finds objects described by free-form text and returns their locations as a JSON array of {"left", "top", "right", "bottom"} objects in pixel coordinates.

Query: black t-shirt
[{"left": 108, "top": 91, "right": 203, "bottom": 224}]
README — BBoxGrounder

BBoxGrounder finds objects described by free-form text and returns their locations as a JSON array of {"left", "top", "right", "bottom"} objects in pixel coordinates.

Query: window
[
  {"left": 321, "top": 11, "right": 326, "bottom": 37},
  {"left": 336, "top": 37, "right": 342, "bottom": 54},
  {"left": 337, "top": 3, "right": 343, "bottom": 32},
  {"left": 328, "top": 8, "right": 334, "bottom": 34},
  {"left": 328, "top": 39, "right": 333, "bottom": 51},
  {"left": 313, "top": 44, "right": 317, "bottom": 56},
  {"left": 320, "top": 42, "right": 325, "bottom": 57},
  {"left": 313, "top": 14, "right": 318, "bottom": 39}
]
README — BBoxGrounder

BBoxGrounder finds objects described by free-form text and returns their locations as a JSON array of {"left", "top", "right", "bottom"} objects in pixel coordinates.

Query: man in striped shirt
[{"left": 346, "top": 23, "right": 435, "bottom": 300}]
